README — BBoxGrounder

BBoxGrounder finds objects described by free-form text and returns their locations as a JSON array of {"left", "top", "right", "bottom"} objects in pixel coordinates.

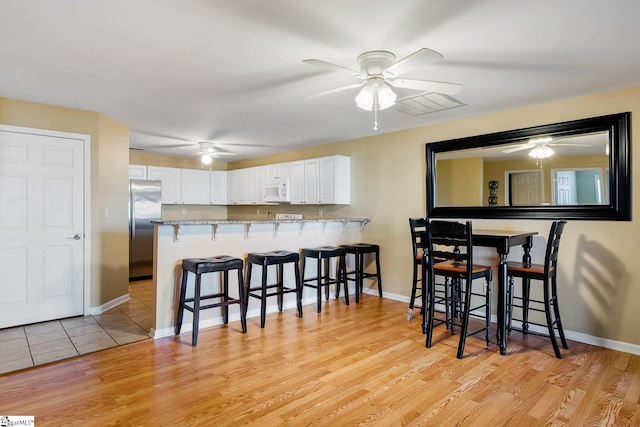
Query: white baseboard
[
  {"left": 89, "top": 293, "right": 130, "bottom": 315},
  {"left": 377, "top": 291, "right": 640, "bottom": 356}
]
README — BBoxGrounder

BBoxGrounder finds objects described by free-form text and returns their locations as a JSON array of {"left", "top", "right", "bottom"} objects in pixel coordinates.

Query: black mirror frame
[{"left": 426, "top": 112, "right": 631, "bottom": 221}]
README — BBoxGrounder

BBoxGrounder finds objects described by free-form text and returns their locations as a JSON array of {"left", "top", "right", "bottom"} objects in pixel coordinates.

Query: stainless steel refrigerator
[{"left": 129, "top": 179, "right": 162, "bottom": 279}]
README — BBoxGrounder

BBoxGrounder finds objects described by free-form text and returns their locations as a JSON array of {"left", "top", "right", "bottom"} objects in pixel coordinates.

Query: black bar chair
[
  {"left": 424, "top": 220, "right": 493, "bottom": 359},
  {"left": 300, "top": 246, "right": 349, "bottom": 313},
  {"left": 408, "top": 218, "right": 427, "bottom": 320},
  {"left": 506, "top": 220, "right": 569, "bottom": 358},
  {"left": 245, "top": 250, "right": 303, "bottom": 328},
  {"left": 339, "top": 243, "right": 382, "bottom": 303},
  {"left": 175, "top": 255, "right": 247, "bottom": 346}
]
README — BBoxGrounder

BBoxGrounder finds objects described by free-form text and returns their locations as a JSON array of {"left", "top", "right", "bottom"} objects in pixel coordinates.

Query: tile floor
[{"left": 0, "top": 280, "right": 153, "bottom": 375}]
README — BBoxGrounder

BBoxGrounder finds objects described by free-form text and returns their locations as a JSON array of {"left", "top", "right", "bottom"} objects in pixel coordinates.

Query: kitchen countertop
[{"left": 153, "top": 217, "right": 370, "bottom": 225}]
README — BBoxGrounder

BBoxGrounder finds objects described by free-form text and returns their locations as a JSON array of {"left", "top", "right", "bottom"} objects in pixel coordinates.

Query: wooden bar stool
[
  {"left": 175, "top": 255, "right": 247, "bottom": 346},
  {"left": 300, "top": 246, "right": 349, "bottom": 313},
  {"left": 339, "top": 243, "right": 382, "bottom": 303},
  {"left": 245, "top": 250, "right": 303, "bottom": 328}
]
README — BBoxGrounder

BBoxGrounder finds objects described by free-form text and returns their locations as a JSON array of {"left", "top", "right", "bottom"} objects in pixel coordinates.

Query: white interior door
[
  {"left": 0, "top": 127, "right": 86, "bottom": 328},
  {"left": 509, "top": 171, "right": 542, "bottom": 206}
]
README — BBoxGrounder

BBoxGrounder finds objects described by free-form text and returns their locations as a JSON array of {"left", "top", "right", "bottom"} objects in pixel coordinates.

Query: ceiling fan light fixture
[
  {"left": 201, "top": 153, "right": 213, "bottom": 164},
  {"left": 529, "top": 145, "right": 554, "bottom": 159},
  {"left": 355, "top": 79, "right": 396, "bottom": 111},
  {"left": 355, "top": 84, "right": 375, "bottom": 111}
]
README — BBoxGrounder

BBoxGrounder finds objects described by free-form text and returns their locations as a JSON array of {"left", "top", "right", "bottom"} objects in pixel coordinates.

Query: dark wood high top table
[
  {"left": 471, "top": 229, "right": 538, "bottom": 355},
  {"left": 421, "top": 228, "right": 537, "bottom": 355}
]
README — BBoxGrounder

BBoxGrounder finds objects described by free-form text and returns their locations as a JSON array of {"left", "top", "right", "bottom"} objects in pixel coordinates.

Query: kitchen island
[{"left": 151, "top": 218, "right": 370, "bottom": 338}]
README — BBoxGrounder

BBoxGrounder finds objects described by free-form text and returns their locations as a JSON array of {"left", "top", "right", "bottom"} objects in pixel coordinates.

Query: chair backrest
[
  {"left": 409, "top": 218, "right": 427, "bottom": 260},
  {"left": 544, "top": 220, "right": 567, "bottom": 275},
  {"left": 427, "top": 220, "right": 474, "bottom": 280}
]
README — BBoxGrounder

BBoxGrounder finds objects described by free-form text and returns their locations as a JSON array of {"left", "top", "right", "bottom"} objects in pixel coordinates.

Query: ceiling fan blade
[
  {"left": 387, "top": 78, "right": 462, "bottom": 96},
  {"left": 383, "top": 48, "right": 444, "bottom": 77},
  {"left": 303, "top": 82, "right": 365, "bottom": 99},
  {"left": 550, "top": 143, "right": 591, "bottom": 147},
  {"left": 302, "top": 59, "right": 365, "bottom": 78},
  {"left": 502, "top": 144, "right": 534, "bottom": 154}
]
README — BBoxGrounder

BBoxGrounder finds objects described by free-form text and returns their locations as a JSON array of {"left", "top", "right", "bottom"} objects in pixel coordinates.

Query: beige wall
[{"left": 0, "top": 96, "right": 130, "bottom": 307}]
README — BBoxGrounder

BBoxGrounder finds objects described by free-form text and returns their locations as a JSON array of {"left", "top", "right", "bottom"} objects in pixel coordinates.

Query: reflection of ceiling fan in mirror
[
  {"left": 303, "top": 48, "right": 463, "bottom": 130},
  {"left": 177, "top": 142, "right": 236, "bottom": 165},
  {"left": 502, "top": 137, "right": 591, "bottom": 159}
]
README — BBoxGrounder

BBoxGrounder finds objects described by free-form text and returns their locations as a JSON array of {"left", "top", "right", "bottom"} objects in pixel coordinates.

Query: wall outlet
[{"left": 182, "top": 208, "right": 187, "bottom": 214}]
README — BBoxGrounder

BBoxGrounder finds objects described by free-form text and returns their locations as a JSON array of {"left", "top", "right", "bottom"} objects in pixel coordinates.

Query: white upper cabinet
[
  {"left": 319, "top": 155, "right": 350, "bottom": 204},
  {"left": 129, "top": 164, "right": 147, "bottom": 180},
  {"left": 147, "top": 166, "right": 181, "bottom": 204},
  {"left": 290, "top": 158, "right": 320, "bottom": 204},
  {"left": 210, "top": 170, "right": 227, "bottom": 205},
  {"left": 181, "top": 169, "right": 211, "bottom": 205},
  {"left": 227, "top": 169, "right": 243, "bottom": 205},
  {"left": 263, "top": 162, "right": 291, "bottom": 181},
  {"left": 290, "top": 156, "right": 350, "bottom": 205}
]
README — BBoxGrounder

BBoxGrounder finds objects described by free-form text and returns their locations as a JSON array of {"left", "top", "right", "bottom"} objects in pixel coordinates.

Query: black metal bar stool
[
  {"left": 339, "top": 243, "right": 382, "bottom": 303},
  {"left": 175, "top": 255, "right": 247, "bottom": 346},
  {"left": 300, "top": 246, "right": 349, "bottom": 313},
  {"left": 245, "top": 250, "right": 303, "bottom": 328}
]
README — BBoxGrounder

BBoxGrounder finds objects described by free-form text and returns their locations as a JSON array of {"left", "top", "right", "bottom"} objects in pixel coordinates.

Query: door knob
[{"left": 68, "top": 234, "right": 81, "bottom": 240}]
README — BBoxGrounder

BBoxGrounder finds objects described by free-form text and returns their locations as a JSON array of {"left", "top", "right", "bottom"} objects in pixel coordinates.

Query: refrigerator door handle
[{"left": 130, "top": 193, "right": 135, "bottom": 240}]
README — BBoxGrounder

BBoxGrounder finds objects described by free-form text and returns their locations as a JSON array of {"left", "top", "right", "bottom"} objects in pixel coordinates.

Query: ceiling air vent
[{"left": 393, "top": 92, "right": 466, "bottom": 116}]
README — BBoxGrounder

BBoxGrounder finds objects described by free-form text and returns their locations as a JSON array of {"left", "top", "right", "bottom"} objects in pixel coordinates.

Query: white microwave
[{"left": 262, "top": 179, "right": 291, "bottom": 202}]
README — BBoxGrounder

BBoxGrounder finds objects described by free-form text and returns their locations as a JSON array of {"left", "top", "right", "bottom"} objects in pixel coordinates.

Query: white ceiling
[{"left": 2, "top": 0, "right": 640, "bottom": 161}]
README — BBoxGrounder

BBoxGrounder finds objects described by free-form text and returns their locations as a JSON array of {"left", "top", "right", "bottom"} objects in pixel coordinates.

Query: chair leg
[
  {"left": 456, "top": 279, "right": 473, "bottom": 359},
  {"left": 543, "top": 278, "right": 562, "bottom": 359},
  {"left": 485, "top": 280, "right": 492, "bottom": 346},
  {"left": 522, "top": 278, "right": 531, "bottom": 333},
  {"left": 354, "top": 253, "right": 361, "bottom": 303},
  {"left": 244, "top": 263, "right": 252, "bottom": 315},
  {"left": 260, "top": 265, "right": 268, "bottom": 328},
  {"left": 323, "top": 258, "right": 330, "bottom": 301},
  {"left": 222, "top": 270, "right": 229, "bottom": 324},
  {"left": 375, "top": 250, "right": 383, "bottom": 297},
  {"left": 294, "top": 261, "right": 303, "bottom": 318},
  {"left": 506, "top": 276, "right": 514, "bottom": 335},
  {"left": 551, "top": 276, "right": 568, "bottom": 349},
  {"left": 316, "top": 257, "right": 322, "bottom": 313},
  {"left": 237, "top": 268, "right": 247, "bottom": 333},
  {"left": 425, "top": 270, "right": 436, "bottom": 347},
  {"left": 339, "top": 256, "right": 349, "bottom": 306},
  {"left": 175, "top": 269, "right": 188, "bottom": 335},
  {"left": 408, "top": 261, "right": 419, "bottom": 320},
  {"left": 191, "top": 274, "right": 202, "bottom": 347},
  {"left": 277, "top": 264, "right": 284, "bottom": 312}
]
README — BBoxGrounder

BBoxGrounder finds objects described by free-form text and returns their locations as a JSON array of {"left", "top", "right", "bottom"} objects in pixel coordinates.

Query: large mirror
[{"left": 426, "top": 112, "right": 631, "bottom": 220}]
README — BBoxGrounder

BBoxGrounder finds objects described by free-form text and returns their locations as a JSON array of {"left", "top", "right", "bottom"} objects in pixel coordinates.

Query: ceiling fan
[
  {"left": 502, "top": 137, "right": 591, "bottom": 158},
  {"left": 177, "top": 141, "right": 236, "bottom": 165},
  {"left": 303, "top": 48, "right": 463, "bottom": 129}
]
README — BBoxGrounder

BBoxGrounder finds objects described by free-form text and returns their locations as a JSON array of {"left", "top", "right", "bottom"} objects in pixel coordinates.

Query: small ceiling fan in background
[
  {"left": 176, "top": 141, "right": 236, "bottom": 165},
  {"left": 303, "top": 48, "right": 463, "bottom": 129}
]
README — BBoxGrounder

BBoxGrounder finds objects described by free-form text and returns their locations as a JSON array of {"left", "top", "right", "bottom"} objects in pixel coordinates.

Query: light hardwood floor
[{"left": 1, "top": 295, "right": 639, "bottom": 426}]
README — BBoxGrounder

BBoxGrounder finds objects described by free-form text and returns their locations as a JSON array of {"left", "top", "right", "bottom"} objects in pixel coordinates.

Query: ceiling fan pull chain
[{"left": 373, "top": 91, "right": 379, "bottom": 130}]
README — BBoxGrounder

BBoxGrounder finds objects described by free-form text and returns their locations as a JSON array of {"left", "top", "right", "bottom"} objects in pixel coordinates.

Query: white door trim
[{"left": 0, "top": 124, "right": 91, "bottom": 315}]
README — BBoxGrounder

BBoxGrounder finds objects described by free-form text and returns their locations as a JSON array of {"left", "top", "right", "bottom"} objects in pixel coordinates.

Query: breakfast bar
[{"left": 151, "top": 218, "right": 369, "bottom": 338}]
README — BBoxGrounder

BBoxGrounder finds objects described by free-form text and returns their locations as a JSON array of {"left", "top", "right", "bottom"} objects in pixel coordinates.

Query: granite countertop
[{"left": 153, "top": 218, "right": 370, "bottom": 225}]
